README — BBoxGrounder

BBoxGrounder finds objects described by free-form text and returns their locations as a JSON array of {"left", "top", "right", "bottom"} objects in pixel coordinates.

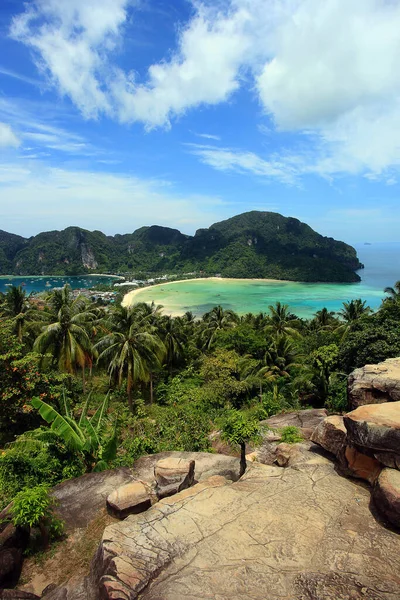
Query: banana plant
[{"left": 13, "top": 392, "right": 118, "bottom": 472}]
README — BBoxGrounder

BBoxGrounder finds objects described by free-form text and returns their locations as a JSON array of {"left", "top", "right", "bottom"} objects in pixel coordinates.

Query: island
[{"left": 0, "top": 211, "right": 363, "bottom": 282}]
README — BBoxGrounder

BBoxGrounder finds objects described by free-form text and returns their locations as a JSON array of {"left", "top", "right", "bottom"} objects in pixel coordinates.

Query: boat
[{"left": 45, "top": 281, "right": 52, "bottom": 287}]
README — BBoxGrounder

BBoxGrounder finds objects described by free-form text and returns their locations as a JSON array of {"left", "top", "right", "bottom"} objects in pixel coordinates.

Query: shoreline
[
  {"left": 122, "top": 276, "right": 293, "bottom": 307},
  {"left": 0, "top": 274, "right": 123, "bottom": 279}
]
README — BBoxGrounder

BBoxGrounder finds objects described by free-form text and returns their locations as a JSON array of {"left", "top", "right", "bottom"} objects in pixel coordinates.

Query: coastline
[
  {"left": 0, "top": 273, "right": 123, "bottom": 279},
  {"left": 122, "top": 276, "right": 293, "bottom": 307}
]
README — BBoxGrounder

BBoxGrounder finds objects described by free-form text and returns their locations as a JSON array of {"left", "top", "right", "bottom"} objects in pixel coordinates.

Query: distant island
[{"left": 0, "top": 211, "right": 363, "bottom": 282}]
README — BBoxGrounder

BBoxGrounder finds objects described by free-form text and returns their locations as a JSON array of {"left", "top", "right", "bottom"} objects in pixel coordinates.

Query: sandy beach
[{"left": 121, "top": 276, "right": 292, "bottom": 308}]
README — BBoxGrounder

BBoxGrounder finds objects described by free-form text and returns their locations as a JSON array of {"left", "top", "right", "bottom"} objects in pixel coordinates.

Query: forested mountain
[{"left": 0, "top": 212, "right": 362, "bottom": 282}]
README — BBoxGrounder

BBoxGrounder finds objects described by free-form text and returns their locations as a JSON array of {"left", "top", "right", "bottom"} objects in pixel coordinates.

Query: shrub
[
  {"left": 0, "top": 435, "right": 84, "bottom": 509},
  {"left": 10, "top": 485, "right": 64, "bottom": 546},
  {"left": 280, "top": 426, "right": 303, "bottom": 444}
]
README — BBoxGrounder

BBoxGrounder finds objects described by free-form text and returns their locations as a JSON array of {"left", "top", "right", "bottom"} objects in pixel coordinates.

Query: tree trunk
[
  {"left": 82, "top": 366, "right": 86, "bottom": 394},
  {"left": 149, "top": 372, "right": 153, "bottom": 405},
  {"left": 127, "top": 387, "right": 133, "bottom": 413},
  {"left": 259, "top": 382, "right": 263, "bottom": 403},
  {"left": 240, "top": 442, "right": 246, "bottom": 477}
]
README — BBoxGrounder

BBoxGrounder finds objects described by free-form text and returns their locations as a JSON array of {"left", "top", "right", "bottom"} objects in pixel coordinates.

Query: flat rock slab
[
  {"left": 91, "top": 461, "right": 400, "bottom": 600},
  {"left": 344, "top": 402, "right": 400, "bottom": 454},
  {"left": 52, "top": 467, "right": 135, "bottom": 530},
  {"left": 261, "top": 408, "right": 328, "bottom": 439},
  {"left": 373, "top": 468, "right": 400, "bottom": 528},
  {"left": 107, "top": 481, "right": 151, "bottom": 519},
  {"left": 348, "top": 358, "right": 400, "bottom": 409}
]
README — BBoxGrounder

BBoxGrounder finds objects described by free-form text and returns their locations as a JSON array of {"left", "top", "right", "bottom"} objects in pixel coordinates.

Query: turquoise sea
[
  {"left": 0, "top": 275, "right": 120, "bottom": 295},
  {"left": 124, "top": 243, "right": 400, "bottom": 318}
]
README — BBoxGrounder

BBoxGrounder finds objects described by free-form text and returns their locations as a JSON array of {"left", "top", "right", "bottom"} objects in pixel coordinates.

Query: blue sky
[{"left": 0, "top": 0, "right": 400, "bottom": 243}]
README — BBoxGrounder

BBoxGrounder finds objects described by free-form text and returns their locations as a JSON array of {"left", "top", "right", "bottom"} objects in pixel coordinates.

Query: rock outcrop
[
  {"left": 131, "top": 451, "right": 241, "bottom": 484},
  {"left": 373, "top": 468, "right": 400, "bottom": 528},
  {"left": 0, "top": 523, "right": 29, "bottom": 589},
  {"left": 261, "top": 408, "right": 328, "bottom": 439},
  {"left": 348, "top": 358, "right": 400, "bottom": 409},
  {"left": 344, "top": 401, "right": 400, "bottom": 457},
  {"left": 311, "top": 414, "right": 347, "bottom": 462},
  {"left": 59, "top": 459, "right": 400, "bottom": 599},
  {"left": 106, "top": 481, "right": 152, "bottom": 520},
  {"left": 154, "top": 457, "right": 195, "bottom": 499},
  {"left": 52, "top": 467, "right": 135, "bottom": 530}
]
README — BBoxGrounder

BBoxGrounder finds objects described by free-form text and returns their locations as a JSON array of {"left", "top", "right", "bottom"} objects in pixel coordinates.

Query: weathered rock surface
[
  {"left": 80, "top": 458, "right": 400, "bottom": 600},
  {"left": 311, "top": 415, "right": 347, "bottom": 462},
  {"left": 344, "top": 402, "right": 400, "bottom": 455},
  {"left": 261, "top": 408, "right": 328, "bottom": 439},
  {"left": 344, "top": 446, "right": 382, "bottom": 483},
  {"left": 154, "top": 457, "right": 195, "bottom": 499},
  {"left": 52, "top": 467, "right": 135, "bottom": 530},
  {"left": 0, "top": 548, "right": 23, "bottom": 589},
  {"left": 0, "top": 524, "right": 29, "bottom": 589},
  {"left": 373, "top": 468, "right": 400, "bottom": 528},
  {"left": 348, "top": 358, "right": 400, "bottom": 409},
  {"left": 106, "top": 481, "right": 152, "bottom": 519},
  {"left": 0, "top": 591, "right": 40, "bottom": 599},
  {"left": 131, "top": 451, "right": 240, "bottom": 484}
]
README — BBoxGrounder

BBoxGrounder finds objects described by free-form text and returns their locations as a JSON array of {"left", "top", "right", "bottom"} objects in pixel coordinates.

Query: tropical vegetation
[{"left": 1, "top": 279, "right": 400, "bottom": 520}]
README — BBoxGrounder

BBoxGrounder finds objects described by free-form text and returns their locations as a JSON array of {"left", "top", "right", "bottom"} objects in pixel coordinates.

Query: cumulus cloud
[
  {"left": 0, "top": 123, "right": 20, "bottom": 148},
  {"left": 9, "top": 0, "right": 400, "bottom": 177}
]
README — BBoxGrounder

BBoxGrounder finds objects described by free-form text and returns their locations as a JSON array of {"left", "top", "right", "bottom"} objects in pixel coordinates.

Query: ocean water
[
  {"left": 124, "top": 242, "right": 400, "bottom": 318},
  {"left": 0, "top": 275, "right": 120, "bottom": 295}
]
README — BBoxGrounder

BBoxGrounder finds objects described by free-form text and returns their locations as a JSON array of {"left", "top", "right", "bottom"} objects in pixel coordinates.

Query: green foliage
[
  {"left": 220, "top": 410, "right": 260, "bottom": 448},
  {"left": 116, "top": 401, "right": 212, "bottom": 466},
  {"left": 27, "top": 392, "right": 118, "bottom": 472},
  {"left": 325, "top": 376, "right": 348, "bottom": 413},
  {"left": 0, "top": 437, "right": 83, "bottom": 509},
  {"left": 10, "top": 485, "right": 64, "bottom": 540},
  {"left": 280, "top": 426, "right": 303, "bottom": 444},
  {"left": 0, "top": 322, "right": 80, "bottom": 443}
]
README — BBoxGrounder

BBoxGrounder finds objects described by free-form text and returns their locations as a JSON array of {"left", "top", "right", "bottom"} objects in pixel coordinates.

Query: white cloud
[
  {"left": 188, "top": 143, "right": 300, "bottom": 184},
  {"left": 0, "top": 123, "right": 20, "bottom": 148},
  {"left": 256, "top": 0, "right": 400, "bottom": 176},
  {"left": 0, "top": 162, "right": 226, "bottom": 236},
  {"left": 9, "top": 0, "right": 400, "bottom": 178},
  {"left": 194, "top": 133, "right": 221, "bottom": 141}
]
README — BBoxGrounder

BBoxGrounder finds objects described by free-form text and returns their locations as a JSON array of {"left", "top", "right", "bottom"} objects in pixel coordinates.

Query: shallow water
[
  {"left": 0, "top": 275, "right": 119, "bottom": 295},
  {"left": 125, "top": 243, "right": 400, "bottom": 318}
]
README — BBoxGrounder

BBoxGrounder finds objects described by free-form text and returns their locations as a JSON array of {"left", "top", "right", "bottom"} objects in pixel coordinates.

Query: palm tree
[
  {"left": 3, "top": 285, "right": 36, "bottom": 341},
  {"left": 34, "top": 285, "right": 97, "bottom": 388},
  {"left": 265, "top": 302, "right": 300, "bottom": 337},
  {"left": 201, "top": 305, "right": 239, "bottom": 350},
  {"left": 384, "top": 280, "right": 400, "bottom": 300},
  {"left": 95, "top": 304, "right": 165, "bottom": 411},
  {"left": 336, "top": 299, "right": 371, "bottom": 338},
  {"left": 159, "top": 315, "right": 186, "bottom": 375},
  {"left": 313, "top": 307, "right": 337, "bottom": 330}
]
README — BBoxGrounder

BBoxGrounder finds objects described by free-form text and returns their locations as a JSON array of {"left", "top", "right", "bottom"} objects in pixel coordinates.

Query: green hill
[{"left": 0, "top": 212, "right": 362, "bottom": 282}]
